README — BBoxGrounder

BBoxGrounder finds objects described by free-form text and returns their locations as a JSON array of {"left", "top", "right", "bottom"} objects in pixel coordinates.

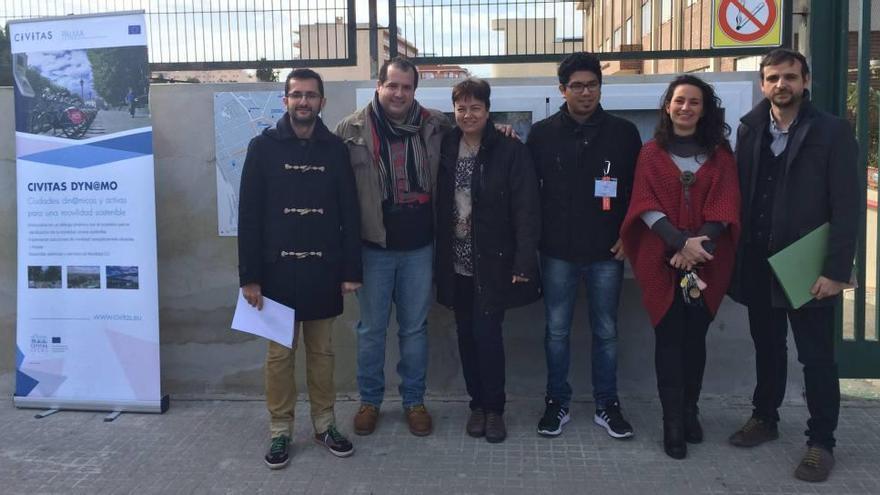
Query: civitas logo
[
  {"left": 30, "top": 335, "right": 49, "bottom": 353},
  {"left": 128, "top": 25, "right": 141, "bottom": 35},
  {"left": 13, "top": 31, "right": 53, "bottom": 42},
  {"left": 61, "top": 29, "right": 87, "bottom": 41}
]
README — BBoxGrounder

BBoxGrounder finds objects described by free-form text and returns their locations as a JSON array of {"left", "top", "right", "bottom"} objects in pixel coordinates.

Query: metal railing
[
  {"left": 388, "top": 0, "right": 792, "bottom": 64},
  {"left": 0, "top": 0, "right": 357, "bottom": 70},
  {"left": 839, "top": 0, "right": 880, "bottom": 378}
]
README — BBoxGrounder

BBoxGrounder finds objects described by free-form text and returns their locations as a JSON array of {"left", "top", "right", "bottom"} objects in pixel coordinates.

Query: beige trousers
[{"left": 265, "top": 317, "right": 336, "bottom": 438}]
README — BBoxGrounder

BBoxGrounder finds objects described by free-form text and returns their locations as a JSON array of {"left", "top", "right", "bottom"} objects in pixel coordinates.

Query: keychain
[{"left": 679, "top": 270, "right": 708, "bottom": 306}]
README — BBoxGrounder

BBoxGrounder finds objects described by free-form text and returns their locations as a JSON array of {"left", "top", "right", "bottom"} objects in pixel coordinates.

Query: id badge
[{"left": 594, "top": 177, "right": 617, "bottom": 211}]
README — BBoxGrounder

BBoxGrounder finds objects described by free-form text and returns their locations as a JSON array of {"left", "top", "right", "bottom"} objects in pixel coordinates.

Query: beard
[
  {"left": 290, "top": 107, "right": 317, "bottom": 125},
  {"left": 771, "top": 90, "right": 802, "bottom": 108}
]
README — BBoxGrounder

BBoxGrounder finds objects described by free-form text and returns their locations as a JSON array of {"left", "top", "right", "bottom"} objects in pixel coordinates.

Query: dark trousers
[
  {"left": 654, "top": 291, "right": 712, "bottom": 407},
  {"left": 743, "top": 247, "right": 840, "bottom": 450},
  {"left": 453, "top": 274, "right": 506, "bottom": 414}
]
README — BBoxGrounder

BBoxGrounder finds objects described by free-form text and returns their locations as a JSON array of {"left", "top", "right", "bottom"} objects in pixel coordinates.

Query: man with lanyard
[
  {"left": 335, "top": 57, "right": 450, "bottom": 437},
  {"left": 239, "top": 68, "right": 362, "bottom": 469},
  {"left": 527, "top": 52, "right": 642, "bottom": 439},
  {"left": 727, "top": 48, "right": 858, "bottom": 482}
]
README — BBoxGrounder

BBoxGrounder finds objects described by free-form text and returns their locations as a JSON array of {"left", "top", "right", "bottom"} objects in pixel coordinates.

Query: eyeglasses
[
  {"left": 564, "top": 81, "right": 601, "bottom": 94},
  {"left": 286, "top": 91, "right": 322, "bottom": 101}
]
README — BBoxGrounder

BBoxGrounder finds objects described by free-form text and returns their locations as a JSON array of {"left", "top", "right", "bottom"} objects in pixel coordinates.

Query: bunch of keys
[{"left": 679, "top": 270, "right": 708, "bottom": 305}]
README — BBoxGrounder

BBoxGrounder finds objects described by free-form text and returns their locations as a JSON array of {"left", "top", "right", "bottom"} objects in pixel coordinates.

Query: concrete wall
[{"left": 0, "top": 73, "right": 805, "bottom": 405}]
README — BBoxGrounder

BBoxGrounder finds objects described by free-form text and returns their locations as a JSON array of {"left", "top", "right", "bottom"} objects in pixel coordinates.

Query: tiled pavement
[{"left": 1, "top": 395, "right": 879, "bottom": 495}]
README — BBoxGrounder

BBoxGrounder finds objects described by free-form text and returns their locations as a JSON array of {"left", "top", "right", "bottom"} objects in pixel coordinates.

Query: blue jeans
[
  {"left": 356, "top": 244, "right": 432, "bottom": 409},
  {"left": 542, "top": 255, "right": 623, "bottom": 408}
]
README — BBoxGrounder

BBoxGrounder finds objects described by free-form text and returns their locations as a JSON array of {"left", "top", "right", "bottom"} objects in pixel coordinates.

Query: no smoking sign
[{"left": 712, "top": 0, "right": 783, "bottom": 48}]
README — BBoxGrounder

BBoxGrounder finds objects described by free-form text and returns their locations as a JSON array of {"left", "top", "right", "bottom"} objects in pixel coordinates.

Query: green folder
[{"left": 767, "top": 223, "right": 829, "bottom": 309}]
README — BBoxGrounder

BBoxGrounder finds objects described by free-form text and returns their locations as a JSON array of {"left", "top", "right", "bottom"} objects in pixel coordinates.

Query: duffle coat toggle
[
  {"left": 283, "top": 207, "right": 324, "bottom": 215},
  {"left": 280, "top": 250, "right": 323, "bottom": 259},
  {"left": 284, "top": 164, "right": 326, "bottom": 172}
]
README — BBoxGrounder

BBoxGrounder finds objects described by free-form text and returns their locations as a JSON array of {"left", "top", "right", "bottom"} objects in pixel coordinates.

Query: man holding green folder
[{"left": 727, "top": 49, "right": 859, "bottom": 483}]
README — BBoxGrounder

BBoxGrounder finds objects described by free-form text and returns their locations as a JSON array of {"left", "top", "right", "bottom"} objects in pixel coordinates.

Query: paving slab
[{"left": 1, "top": 396, "right": 879, "bottom": 495}]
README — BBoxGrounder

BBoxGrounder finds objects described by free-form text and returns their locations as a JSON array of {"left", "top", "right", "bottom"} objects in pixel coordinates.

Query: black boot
[
  {"left": 683, "top": 387, "right": 703, "bottom": 444},
  {"left": 659, "top": 387, "right": 687, "bottom": 459}
]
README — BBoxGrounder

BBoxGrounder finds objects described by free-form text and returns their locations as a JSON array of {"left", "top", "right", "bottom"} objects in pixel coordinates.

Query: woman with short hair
[{"left": 435, "top": 78, "right": 541, "bottom": 443}]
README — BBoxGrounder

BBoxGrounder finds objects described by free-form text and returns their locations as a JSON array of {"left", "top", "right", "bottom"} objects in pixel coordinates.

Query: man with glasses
[
  {"left": 527, "top": 52, "right": 643, "bottom": 439},
  {"left": 239, "top": 68, "right": 362, "bottom": 468},
  {"left": 335, "top": 57, "right": 451, "bottom": 437}
]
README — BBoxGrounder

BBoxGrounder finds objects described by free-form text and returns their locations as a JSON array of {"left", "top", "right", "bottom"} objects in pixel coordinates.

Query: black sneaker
[
  {"left": 537, "top": 399, "right": 570, "bottom": 436},
  {"left": 314, "top": 425, "right": 354, "bottom": 458},
  {"left": 264, "top": 434, "right": 290, "bottom": 469},
  {"left": 594, "top": 401, "right": 634, "bottom": 439}
]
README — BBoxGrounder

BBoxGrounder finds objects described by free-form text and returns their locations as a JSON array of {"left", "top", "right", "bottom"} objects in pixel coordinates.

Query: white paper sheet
[{"left": 231, "top": 290, "right": 295, "bottom": 348}]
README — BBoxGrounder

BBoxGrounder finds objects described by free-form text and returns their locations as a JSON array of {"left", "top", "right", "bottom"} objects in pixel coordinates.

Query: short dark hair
[
  {"left": 557, "top": 52, "right": 602, "bottom": 86},
  {"left": 379, "top": 57, "right": 419, "bottom": 90},
  {"left": 451, "top": 78, "right": 491, "bottom": 109},
  {"left": 654, "top": 75, "right": 730, "bottom": 153},
  {"left": 759, "top": 48, "right": 810, "bottom": 80},
  {"left": 285, "top": 68, "right": 324, "bottom": 97}
]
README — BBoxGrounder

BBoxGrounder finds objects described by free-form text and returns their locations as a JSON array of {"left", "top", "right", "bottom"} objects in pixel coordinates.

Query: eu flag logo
[
  {"left": 128, "top": 25, "right": 141, "bottom": 35},
  {"left": 51, "top": 337, "right": 61, "bottom": 344}
]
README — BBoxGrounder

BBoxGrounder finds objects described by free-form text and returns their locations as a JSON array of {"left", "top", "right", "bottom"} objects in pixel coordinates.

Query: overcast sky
[{"left": 2, "top": 1, "right": 581, "bottom": 73}]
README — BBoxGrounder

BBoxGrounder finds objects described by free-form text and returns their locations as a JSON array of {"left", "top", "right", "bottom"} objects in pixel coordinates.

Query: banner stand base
[
  {"left": 14, "top": 394, "right": 171, "bottom": 415},
  {"left": 35, "top": 408, "right": 59, "bottom": 419}
]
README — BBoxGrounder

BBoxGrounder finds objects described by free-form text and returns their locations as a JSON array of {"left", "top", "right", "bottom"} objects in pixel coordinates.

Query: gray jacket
[{"left": 334, "top": 103, "right": 452, "bottom": 247}]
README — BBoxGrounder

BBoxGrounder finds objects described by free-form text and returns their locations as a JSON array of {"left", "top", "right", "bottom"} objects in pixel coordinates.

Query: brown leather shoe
[
  {"left": 728, "top": 417, "right": 779, "bottom": 447},
  {"left": 405, "top": 404, "right": 433, "bottom": 436},
  {"left": 466, "top": 408, "right": 486, "bottom": 438},
  {"left": 485, "top": 412, "right": 507, "bottom": 444},
  {"left": 794, "top": 446, "right": 834, "bottom": 482},
  {"left": 353, "top": 404, "right": 379, "bottom": 436}
]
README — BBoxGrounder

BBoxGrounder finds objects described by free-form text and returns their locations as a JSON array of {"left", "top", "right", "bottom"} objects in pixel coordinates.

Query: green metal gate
[{"left": 816, "top": 0, "right": 880, "bottom": 378}]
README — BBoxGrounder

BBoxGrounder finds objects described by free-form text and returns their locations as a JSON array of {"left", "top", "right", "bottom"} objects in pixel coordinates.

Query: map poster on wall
[
  {"left": 214, "top": 91, "right": 285, "bottom": 236},
  {"left": 10, "top": 12, "right": 167, "bottom": 413}
]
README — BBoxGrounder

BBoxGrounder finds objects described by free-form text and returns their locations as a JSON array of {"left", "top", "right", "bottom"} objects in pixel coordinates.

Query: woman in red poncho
[{"left": 621, "top": 75, "right": 741, "bottom": 460}]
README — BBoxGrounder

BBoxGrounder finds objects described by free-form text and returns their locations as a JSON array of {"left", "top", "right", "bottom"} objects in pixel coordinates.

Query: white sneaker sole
[
  {"left": 264, "top": 457, "right": 290, "bottom": 469},
  {"left": 537, "top": 412, "right": 571, "bottom": 436},
  {"left": 315, "top": 439, "right": 355, "bottom": 458},
  {"left": 593, "top": 414, "right": 634, "bottom": 439}
]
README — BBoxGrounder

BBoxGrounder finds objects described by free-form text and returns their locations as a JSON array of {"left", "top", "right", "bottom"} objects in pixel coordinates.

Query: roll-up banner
[{"left": 10, "top": 12, "right": 168, "bottom": 413}]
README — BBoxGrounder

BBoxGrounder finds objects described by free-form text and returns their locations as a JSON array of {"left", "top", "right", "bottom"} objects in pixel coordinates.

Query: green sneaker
[{"left": 264, "top": 434, "right": 290, "bottom": 469}]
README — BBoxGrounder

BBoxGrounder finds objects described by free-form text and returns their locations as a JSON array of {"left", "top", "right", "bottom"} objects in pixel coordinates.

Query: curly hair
[{"left": 654, "top": 74, "right": 730, "bottom": 153}]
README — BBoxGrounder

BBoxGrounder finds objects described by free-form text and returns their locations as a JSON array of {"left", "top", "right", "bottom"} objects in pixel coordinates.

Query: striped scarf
[{"left": 369, "top": 92, "right": 431, "bottom": 203}]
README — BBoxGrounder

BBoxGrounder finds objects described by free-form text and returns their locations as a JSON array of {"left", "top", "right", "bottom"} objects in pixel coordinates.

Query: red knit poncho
[{"left": 621, "top": 140, "right": 741, "bottom": 327}]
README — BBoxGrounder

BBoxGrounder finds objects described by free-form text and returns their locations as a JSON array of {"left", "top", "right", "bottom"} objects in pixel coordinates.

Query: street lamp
[{"left": 80, "top": 79, "right": 84, "bottom": 100}]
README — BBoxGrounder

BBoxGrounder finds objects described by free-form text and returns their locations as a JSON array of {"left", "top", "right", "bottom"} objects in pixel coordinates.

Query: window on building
[
  {"left": 661, "top": 0, "right": 673, "bottom": 23},
  {"left": 642, "top": 1, "right": 652, "bottom": 37},
  {"left": 735, "top": 56, "right": 761, "bottom": 71},
  {"left": 613, "top": 28, "right": 621, "bottom": 49},
  {"left": 625, "top": 17, "right": 633, "bottom": 44},
  {"left": 687, "top": 0, "right": 699, "bottom": 6}
]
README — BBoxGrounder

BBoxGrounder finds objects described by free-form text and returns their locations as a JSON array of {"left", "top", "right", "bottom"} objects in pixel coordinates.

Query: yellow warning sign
[{"left": 711, "top": 0, "right": 783, "bottom": 48}]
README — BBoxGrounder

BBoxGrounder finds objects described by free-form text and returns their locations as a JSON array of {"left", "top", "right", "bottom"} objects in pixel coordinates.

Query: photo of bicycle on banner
[{"left": 12, "top": 45, "right": 149, "bottom": 140}]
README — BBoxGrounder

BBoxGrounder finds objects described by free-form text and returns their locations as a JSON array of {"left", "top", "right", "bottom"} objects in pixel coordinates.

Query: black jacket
[
  {"left": 435, "top": 123, "right": 542, "bottom": 314},
  {"left": 728, "top": 98, "right": 859, "bottom": 308},
  {"left": 527, "top": 105, "right": 642, "bottom": 263},
  {"left": 238, "top": 115, "right": 362, "bottom": 321}
]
